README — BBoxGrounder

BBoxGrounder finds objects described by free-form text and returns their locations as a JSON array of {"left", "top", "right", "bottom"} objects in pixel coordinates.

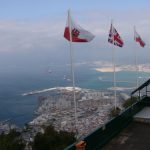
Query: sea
[{"left": 0, "top": 63, "right": 149, "bottom": 127}]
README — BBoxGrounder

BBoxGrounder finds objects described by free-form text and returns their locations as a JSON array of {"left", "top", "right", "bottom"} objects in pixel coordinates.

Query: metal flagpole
[
  {"left": 68, "top": 10, "right": 78, "bottom": 137},
  {"left": 111, "top": 20, "right": 117, "bottom": 110},
  {"left": 134, "top": 26, "right": 139, "bottom": 88}
]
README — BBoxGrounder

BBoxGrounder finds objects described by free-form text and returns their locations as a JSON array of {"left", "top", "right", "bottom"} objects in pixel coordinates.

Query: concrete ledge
[
  {"left": 134, "top": 107, "right": 150, "bottom": 124},
  {"left": 134, "top": 117, "right": 150, "bottom": 124}
]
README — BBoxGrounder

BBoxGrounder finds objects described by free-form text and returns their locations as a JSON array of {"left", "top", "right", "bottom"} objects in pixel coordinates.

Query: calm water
[{"left": 0, "top": 64, "right": 149, "bottom": 126}]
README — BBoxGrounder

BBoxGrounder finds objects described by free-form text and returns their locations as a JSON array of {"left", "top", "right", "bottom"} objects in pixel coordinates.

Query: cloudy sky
[{"left": 0, "top": 0, "right": 150, "bottom": 69}]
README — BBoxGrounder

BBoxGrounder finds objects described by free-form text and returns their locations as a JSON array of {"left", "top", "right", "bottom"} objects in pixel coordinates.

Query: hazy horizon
[{"left": 0, "top": 0, "right": 150, "bottom": 73}]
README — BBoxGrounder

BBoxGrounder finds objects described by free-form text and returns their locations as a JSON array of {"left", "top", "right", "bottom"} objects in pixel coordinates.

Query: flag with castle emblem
[
  {"left": 108, "top": 23, "right": 124, "bottom": 47},
  {"left": 64, "top": 14, "right": 95, "bottom": 42}
]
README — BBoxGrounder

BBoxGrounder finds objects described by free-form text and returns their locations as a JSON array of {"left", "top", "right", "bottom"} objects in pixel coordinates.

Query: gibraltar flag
[
  {"left": 64, "top": 12, "right": 95, "bottom": 42},
  {"left": 134, "top": 29, "right": 145, "bottom": 47},
  {"left": 108, "top": 23, "right": 124, "bottom": 47}
]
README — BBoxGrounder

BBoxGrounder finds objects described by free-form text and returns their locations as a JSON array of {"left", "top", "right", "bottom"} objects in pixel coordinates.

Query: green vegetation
[
  {"left": 0, "top": 130, "right": 25, "bottom": 150},
  {"left": 109, "top": 107, "right": 121, "bottom": 118},
  {"left": 122, "top": 97, "right": 138, "bottom": 109},
  {"left": 32, "top": 125, "right": 76, "bottom": 150}
]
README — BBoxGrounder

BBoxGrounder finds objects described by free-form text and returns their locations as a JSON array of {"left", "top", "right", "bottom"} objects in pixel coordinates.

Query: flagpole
[
  {"left": 112, "top": 20, "right": 117, "bottom": 110},
  {"left": 113, "top": 45, "right": 117, "bottom": 110},
  {"left": 68, "top": 10, "right": 78, "bottom": 137},
  {"left": 134, "top": 26, "right": 139, "bottom": 88}
]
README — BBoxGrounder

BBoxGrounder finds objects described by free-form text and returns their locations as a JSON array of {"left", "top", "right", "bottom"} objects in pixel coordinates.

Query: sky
[{"left": 0, "top": 0, "right": 150, "bottom": 70}]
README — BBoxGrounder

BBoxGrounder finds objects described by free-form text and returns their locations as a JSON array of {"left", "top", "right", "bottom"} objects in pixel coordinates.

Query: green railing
[
  {"left": 65, "top": 79, "right": 150, "bottom": 150},
  {"left": 65, "top": 97, "right": 150, "bottom": 150}
]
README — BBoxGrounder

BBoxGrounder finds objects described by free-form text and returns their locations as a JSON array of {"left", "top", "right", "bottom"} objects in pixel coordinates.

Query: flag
[
  {"left": 108, "top": 23, "right": 124, "bottom": 47},
  {"left": 64, "top": 14, "right": 95, "bottom": 42},
  {"left": 134, "top": 29, "right": 145, "bottom": 47}
]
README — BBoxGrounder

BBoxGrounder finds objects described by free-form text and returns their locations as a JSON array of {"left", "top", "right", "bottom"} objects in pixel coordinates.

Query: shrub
[
  {"left": 122, "top": 97, "right": 137, "bottom": 109},
  {"left": 109, "top": 107, "right": 121, "bottom": 118}
]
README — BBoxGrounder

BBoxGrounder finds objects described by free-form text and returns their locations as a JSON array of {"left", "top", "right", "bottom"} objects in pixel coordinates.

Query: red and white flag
[
  {"left": 64, "top": 14, "right": 95, "bottom": 42},
  {"left": 134, "top": 29, "right": 145, "bottom": 47},
  {"left": 108, "top": 23, "right": 124, "bottom": 47}
]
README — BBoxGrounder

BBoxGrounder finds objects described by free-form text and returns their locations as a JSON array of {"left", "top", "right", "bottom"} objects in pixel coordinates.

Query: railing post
[{"left": 139, "top": 90, "right": 140, "bottom": 100}]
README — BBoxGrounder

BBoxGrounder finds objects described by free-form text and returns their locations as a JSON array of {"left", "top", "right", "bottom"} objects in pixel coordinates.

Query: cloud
[
  {"left": 0, "top": 20, "right": 66, "bottom": 52},
  {"left": 0, "top": 8, "right": 149, "bottom": 66}
]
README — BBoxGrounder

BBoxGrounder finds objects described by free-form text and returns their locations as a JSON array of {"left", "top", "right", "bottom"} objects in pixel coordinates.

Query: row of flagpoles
[{"left": 63, "top": 10, "right": 146, "bottom": 138}]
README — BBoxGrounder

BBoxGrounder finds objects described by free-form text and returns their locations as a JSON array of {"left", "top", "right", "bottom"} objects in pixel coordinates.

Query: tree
[
  {"left": 0, "top": 130, "right": 25, "bottom": 150},
  {"left": 32, "top": 125, "right": 76, "bottom": 150}
]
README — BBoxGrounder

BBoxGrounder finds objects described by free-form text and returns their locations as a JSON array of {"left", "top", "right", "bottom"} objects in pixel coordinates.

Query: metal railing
[{"left": 65, "top": 79, "right": 150, "bottom": 150}]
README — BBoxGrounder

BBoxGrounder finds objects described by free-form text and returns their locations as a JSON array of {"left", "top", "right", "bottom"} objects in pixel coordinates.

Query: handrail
[
  {"left": 65, "top": 96, "right": 150, "bottom": 150},
  {"left": 65, "top": 79, "right": 150, "bottom": 150},
  {"left": 131, "top": 79, "right": 150, "bottom": 96}
]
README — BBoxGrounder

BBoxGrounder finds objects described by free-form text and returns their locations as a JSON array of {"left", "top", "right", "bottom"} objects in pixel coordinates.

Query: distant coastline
[
  {"left": 94, "top": 63, "right": 150, "bottom": 73},
  {"left": 0, "top": 62, "right": 150, "bottom": 127}
]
